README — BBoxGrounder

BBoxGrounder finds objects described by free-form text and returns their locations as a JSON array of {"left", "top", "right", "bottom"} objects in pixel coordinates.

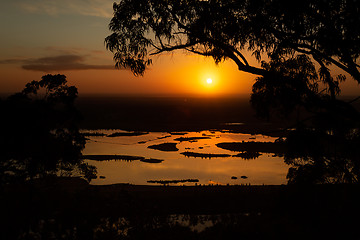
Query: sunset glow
[
  {"left": 0, "top": 1, "right": 358, "bottom": 96},
  {"left": 1, "top": 1, "right": 359, "bottom": 238}
]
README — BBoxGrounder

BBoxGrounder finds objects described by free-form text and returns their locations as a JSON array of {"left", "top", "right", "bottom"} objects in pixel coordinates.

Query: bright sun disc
[{"left": 206, "top": 78, "right": 213, "bottom": 84}]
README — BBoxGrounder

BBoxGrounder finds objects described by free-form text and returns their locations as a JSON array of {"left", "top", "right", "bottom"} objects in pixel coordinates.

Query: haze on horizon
[{"left": 0, "top": 0, "right": 359, "bottom": 97}]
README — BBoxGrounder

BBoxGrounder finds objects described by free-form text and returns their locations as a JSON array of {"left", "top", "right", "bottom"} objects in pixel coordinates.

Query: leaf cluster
[{"left": 106, "top": 0, "right": 360, "bottom": 83}]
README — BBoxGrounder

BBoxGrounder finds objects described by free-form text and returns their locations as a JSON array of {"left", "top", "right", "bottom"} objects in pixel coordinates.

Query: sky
[{"left": 0, "top": 0, "right": 359, "bottom": 97}]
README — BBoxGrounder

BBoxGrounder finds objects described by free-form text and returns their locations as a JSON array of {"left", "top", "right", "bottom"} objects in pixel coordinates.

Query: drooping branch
[
  {"left": 295, "top": 44, "right": 351, "bottom": 74},
  {"left": 151, "top": 6, "right": 266, "bottom": 77},
  {"left": 149, "top": 41, "right": 200, "bottom": 56},
  {"left": 313, "top": 55, "right": 337, "bottom": 99}
]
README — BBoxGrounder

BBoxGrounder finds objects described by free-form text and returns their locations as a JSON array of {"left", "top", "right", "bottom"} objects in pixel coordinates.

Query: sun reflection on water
[{"left": 82, "top": 130, "right": 288, "bottom": 186}]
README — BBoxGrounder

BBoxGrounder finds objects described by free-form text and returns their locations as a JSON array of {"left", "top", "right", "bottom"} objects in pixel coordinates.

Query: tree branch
[
  {"left": 313, "top": 55, "right": 337, "bottom": 99},
  {"left": 187, "top": 44, "right": 268, "bottom": 76},
  {"left": 295, "top": 44, "right": 351, "bottom": 74},
  {"left": 149, "top": 42, "right": 200, "bottom": 55}
]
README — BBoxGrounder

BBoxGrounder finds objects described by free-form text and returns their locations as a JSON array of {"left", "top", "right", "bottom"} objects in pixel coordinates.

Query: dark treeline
[{"left": 75, "top": 95, "right": 301, "bottom": 135}]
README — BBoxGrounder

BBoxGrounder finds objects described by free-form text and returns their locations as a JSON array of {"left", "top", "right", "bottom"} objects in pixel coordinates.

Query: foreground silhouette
[
  {"left": 2, "top": 184, "right": 360, "bottom": 239},
  {"left": 0, "top": 74, "right": 96, "bottom": 184}
]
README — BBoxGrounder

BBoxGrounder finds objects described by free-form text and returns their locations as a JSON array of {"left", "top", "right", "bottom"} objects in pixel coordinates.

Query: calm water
[{"left": 82, "top": 129, "right": 288, "bottom": 186}]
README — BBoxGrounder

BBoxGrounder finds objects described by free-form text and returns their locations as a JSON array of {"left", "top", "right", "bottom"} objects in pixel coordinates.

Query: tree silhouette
[
  {"left": 105, "top": 0, "right": 360, "bottom": 184},
  {"left": 0, "top": 74, "right": 96, "bottom": 184},
  {"left": 105, "top": 0, "right": 359, "bottom": 81}
]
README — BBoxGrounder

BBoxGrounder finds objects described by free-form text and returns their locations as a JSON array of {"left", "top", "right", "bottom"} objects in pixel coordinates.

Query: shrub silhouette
[{"left": 0, "top": 74, "right": 96, "bottom": 184}]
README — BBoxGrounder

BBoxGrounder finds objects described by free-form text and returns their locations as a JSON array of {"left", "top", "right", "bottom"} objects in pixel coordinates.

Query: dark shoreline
[
  {"left": 3, "top": 178, "right": 360, "bottom": 215},
  {"left": 76, "top": 95, "right": 293, "bottom": 137},
  {"left": 2, "top": 178, "right": 360, "bottom": 239}
]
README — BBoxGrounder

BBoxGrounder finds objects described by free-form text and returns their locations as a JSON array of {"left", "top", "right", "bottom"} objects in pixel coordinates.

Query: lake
[{"left": 82, "top": 129, "right": 289, "bottom": 186}]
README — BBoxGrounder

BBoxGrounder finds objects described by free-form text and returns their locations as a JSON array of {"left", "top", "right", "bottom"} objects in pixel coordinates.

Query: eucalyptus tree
[
  {"left": 106, "top": 1, "right": 359, "bottom": 83},
  {"left": 105, "top": 0, "right": 360, "bottom": 183},
  {"left": 105, "top": 0, "right": 360, "bottom": 116}
]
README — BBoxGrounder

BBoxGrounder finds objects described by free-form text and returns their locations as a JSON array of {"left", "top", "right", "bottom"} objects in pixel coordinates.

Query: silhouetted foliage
[
  {"left": 106, "top": 0, "right": 360, "bottom": 184},
  {"left": 105, "top": 0, "right": 359, "bottom": 117},
  {"left": 105, "top": 0, "right": 359, "bottom": 81},
  {"left": 251, "top": 54, "right": 320, "bottom": 119},
  {"left": 0, "top": 74, "right": 96, "bottom": 184},
  {"left": 284, "top": 107, "right": 360, "bottom": 184}
]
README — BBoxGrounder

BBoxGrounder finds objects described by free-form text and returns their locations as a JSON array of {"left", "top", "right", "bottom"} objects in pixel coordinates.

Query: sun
[{"left": 206, "top": 78, "right": 213, "bottom": 84}]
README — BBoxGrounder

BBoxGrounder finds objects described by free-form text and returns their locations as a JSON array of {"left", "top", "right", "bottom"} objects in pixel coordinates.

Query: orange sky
[
  {"left": 0, "top": 1, "right": 359, "bottom": 97},
  {"left": 0, "top": 51, "right": 257, "bottom": 96}
]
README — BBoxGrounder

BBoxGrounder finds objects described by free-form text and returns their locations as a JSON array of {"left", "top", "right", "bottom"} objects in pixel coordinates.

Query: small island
[
  {"left": 148, "top": 142, "right": 179, "bottom": 152},
  {"left": 140, "top": 158, "right": 164, "bottom": 163},
  {"left": 216, "top": 141, "right": 285, "bottom": 154},
  {"left": 81, "top": 154, "right": 145, "bottom": 161},
  {"left": 181, "top": 151, "right": 231, "bottom": 158},
  {"left": 147, "top": 179, "right": 199, "bottom": 185},
  {"left": 233, "top": 151, "right": 262, "bottom": 160},
  {"left": 174, "top": 136, "right": 211, "bottom": 142},
  {"left": 107, "top": 131, "right": 149, "bottom": 137}
]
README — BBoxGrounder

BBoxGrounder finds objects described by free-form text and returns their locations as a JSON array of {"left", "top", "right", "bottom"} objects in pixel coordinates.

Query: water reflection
[{"left": 82, "top": 130, "right": 288, "bottom": 185}]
